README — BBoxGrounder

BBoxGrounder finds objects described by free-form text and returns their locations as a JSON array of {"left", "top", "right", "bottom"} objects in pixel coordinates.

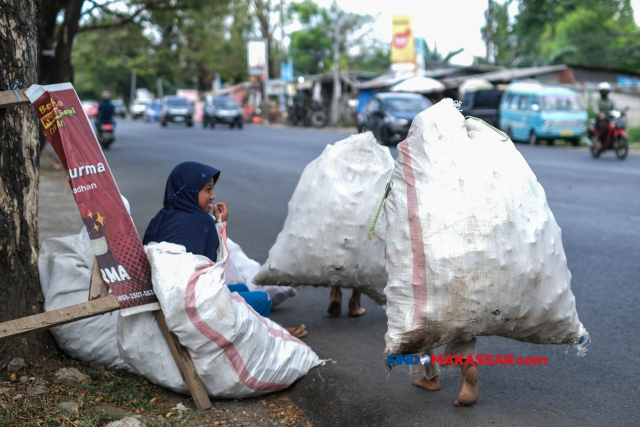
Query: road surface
[{"left": 103, "top": 118, "right": 639, "bottom": 427}]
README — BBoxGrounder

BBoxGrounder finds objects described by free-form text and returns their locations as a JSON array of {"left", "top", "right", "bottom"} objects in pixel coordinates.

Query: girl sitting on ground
[{"left": 143, "top": 161, "right": 307, "bottom": 338}]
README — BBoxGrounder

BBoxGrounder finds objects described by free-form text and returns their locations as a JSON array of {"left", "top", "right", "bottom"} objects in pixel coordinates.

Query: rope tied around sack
[
  {"left": 2, "top": 72, "right": 21, "bottom": 102},
  {"left": 465, "top": 116, "right": 509, "bottom": 142},
  {"left": 367, "top": 181, "right": 391, "bottom": 239}
]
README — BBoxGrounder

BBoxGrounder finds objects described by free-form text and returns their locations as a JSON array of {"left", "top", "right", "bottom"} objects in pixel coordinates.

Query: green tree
[
  {"left": 480, "top": 0, "right": 515, "bottom": 66},
  {"left": 288, "top": 0, "right": 374, "bottom": 75}
]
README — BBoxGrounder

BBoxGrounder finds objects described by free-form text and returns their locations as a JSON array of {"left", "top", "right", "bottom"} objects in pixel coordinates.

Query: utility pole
[
  {"left": 485, "top": 0, "right": 495, "bottom": 64},
  {"left": 130, "top": 72, "right": 137, "bottom": 103},
  {"left": 331, "top": 17, "right": 341, "bottom": 127},
  {"left": 156, "top": 78, "right": 163, "bottom": 99}
]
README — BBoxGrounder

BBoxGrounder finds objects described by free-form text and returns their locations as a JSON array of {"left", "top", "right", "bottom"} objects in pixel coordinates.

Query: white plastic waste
[
  {"left": 118, "top": 223, "right": 322, "bottom": 398},
  {"left": 384, "top": 99, "right": 589, "bottom": 356},
  {"left": 224, "top": 238, "right": 296, "bottom": 307},
  {"left": 39, "top": 231, "right": 129, "bottom": 369},
  {"left": 254, "top": 132, "right": 393, "bottom": 305}
]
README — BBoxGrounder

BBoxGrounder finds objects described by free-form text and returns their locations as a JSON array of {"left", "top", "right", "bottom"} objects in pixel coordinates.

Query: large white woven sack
[
  {"left": 118, "top": 223, "right": 322, "bottom": 398},
  {"left": 254, "top": 132, "right": 393, "bottom": 304},
  {"left": 384, "top": 98, "right": 588, "bottom": 355},
  {"left": 39, "top": 231, "right": 129, "bottom": 370}
]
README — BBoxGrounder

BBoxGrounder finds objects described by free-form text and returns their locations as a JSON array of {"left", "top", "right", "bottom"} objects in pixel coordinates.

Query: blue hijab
[{"left": 143, "top": 162, "right": 221, "bottom": 261}]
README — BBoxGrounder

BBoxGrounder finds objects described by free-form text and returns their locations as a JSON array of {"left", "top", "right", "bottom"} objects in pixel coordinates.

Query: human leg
[
  {"left": 445, "top": 338, "right": 478, "bottom": 407},
  {"left": 411, "top": 351, "right": 441, "bottom": 391},
  {"left": 327, "top": 286, "right": 342, "bottom": 315},
  {"left": 238, "top": 291, "right": 272, "bottom": 318},
  {"left": 348, "top": 289, "right": 366, "bottom": 317},
  {"left": 227, "top": 284, "right": 249, "bottom": 293}
]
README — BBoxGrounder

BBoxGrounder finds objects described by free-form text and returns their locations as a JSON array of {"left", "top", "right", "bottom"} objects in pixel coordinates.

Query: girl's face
[{"left": 198, "top": 177, "right": 215, "bottom": 212}]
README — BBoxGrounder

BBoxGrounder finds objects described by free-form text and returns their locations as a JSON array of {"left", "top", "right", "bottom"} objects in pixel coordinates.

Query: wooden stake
[
  {"left": 0, "top": 296, "right": 120, "bottom": 342},
  {"left": 154, "top": 310, "right": 212, "bottom": 411},
  {"left": 89, "top": 258, "right": 110, "bottom": 300},
  {"left": 0, "top": 88, "right": 29, "bottom": 108}
]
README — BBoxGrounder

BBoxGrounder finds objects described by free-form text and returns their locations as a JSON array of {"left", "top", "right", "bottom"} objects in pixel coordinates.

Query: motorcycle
[
  {"left": 97, "top": 120, "right": 115, "bottom": 150},
  {"left": 587, "top": 109, "right": 628, "bottom": 160}
]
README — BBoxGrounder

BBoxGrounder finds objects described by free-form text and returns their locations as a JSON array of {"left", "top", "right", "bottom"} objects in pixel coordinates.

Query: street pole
[
  {"left": 156, "top": 78, "right": 163, "bottom": 99},
  {"left": 130, "top": 72, "right": 136, "bottom": 103},
  {"left": 262, "top": 40, "right": 269, "bottom": 123},
  {"left": 331, "top": 18, "right": 341, "bottom": 127},
  {"left": 485, "top": 0, "right": 495, "bottom": 64}
]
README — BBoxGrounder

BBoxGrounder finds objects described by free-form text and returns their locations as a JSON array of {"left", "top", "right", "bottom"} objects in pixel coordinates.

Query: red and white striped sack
[
  {"left": 384, "top": 99, "right": 589, "bottom": 356},
  {"left": 118, "top": 222, "right": 322, "bottom": 398}
]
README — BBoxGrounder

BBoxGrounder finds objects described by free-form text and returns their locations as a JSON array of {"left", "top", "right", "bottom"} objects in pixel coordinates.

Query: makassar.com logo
[{"left": 386, "top": 354, "right": 432, "bottom": 365}]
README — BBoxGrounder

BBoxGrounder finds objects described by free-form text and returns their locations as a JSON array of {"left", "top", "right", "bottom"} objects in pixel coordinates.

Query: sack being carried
[
  {"left": 118, "top": 223, "right": 322, "bottom": 398},
  {"left": 254, "top": 132, "right": 393, "bottom": 305},
  {"left": 384, "top": 99, "right": 589, "bottom": 355}
]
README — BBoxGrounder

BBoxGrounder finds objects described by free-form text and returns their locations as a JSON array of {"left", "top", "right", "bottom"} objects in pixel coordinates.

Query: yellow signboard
[{"left": 391, "top": 15, "right": 415, "bottom": 64}]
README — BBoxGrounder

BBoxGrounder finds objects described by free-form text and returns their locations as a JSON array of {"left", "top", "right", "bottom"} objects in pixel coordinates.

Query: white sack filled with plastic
[
  {"left": 39, "top": 231, "right": 129, "bottom": 369},
  {"left": 384, "top": 99, "right": 589, "bottom": 355},
  {"left": 224, "top": 238, "right": 296, "bottom": 307},
  {"left": 118, "top": 223, "right": 322, "bottom": 398},
  {"left": 254, "top": 132, "right": 393, "bottom": 305}
]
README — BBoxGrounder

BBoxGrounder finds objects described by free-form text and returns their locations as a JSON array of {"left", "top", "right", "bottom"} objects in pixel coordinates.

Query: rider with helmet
[
  {"left": 96, "top": 90, "right": 115, "bottom": 130},
  {"left": 597, "top": 82, "right": 615, "bottom": 114}
]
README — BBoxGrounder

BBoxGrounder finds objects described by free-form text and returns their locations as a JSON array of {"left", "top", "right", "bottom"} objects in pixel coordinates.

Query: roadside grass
[
  {"left": 0, "top": 355, "right": 194, "bottom": 426},
  {"left": 1, "top": 354, "right": 310, "bottom": 426}
]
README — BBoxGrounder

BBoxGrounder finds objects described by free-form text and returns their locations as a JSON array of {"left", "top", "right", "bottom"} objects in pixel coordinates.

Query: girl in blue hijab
[{"left": 143, "top": 161, "right": 273, "bottom": 318}]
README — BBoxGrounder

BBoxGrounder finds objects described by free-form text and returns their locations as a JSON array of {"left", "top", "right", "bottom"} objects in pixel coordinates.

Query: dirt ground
[{"left": 0, "top": 149, "right": 311, "bottom": 426}]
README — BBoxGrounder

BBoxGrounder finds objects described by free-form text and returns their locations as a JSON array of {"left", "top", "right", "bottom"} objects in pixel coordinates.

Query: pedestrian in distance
[{"left": 143, "top": 161, "right": 307, "bottom": 338}]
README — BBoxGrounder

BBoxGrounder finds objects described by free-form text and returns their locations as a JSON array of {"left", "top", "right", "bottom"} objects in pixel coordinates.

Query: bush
[{"left": 627, "top": 125, "right": 640, "bottom": 143}]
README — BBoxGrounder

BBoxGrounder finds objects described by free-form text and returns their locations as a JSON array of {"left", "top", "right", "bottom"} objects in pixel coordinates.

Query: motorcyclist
[
  {"left": 594, "top": 82, "right": 615, "bottom": 150},
  {"left": 597, "top": 82, "right": 615, "bottom": 114},
  {"left": 96, "top": 90, "right": 115, "bottom": 133}
]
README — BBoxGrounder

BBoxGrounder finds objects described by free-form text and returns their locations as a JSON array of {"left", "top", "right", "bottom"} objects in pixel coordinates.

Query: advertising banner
[
  {"left": 391, "top": 15, "right": 415, "bottom": 65},
  {"left": 248, "top": 40, "right": 267, "bottom": 76},
  {"left": 26, "top": 83, "right": 160, "bottom": 316}
]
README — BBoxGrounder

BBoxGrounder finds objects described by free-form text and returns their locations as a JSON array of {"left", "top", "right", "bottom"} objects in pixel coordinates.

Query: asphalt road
[{"left": 104, "top": 118, "right": 639, "bottom": 427}]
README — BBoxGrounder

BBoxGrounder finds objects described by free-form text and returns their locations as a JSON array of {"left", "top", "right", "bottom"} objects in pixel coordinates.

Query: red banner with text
[{"left": 26, "top": 83, "right": 159, "bottom": 315}]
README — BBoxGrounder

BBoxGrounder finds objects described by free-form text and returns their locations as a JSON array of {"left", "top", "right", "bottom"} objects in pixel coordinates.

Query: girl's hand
[{"left": 213, "top": 202, "right": 228, "bottom": 223}]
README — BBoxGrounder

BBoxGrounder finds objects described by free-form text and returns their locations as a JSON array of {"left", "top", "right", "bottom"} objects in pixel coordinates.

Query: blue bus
[{"left": 499, "top": 83, "right": 587, "bottom": 146}]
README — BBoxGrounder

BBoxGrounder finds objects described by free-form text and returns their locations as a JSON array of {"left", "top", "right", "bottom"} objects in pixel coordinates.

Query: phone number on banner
[{"left": 116, "top": 290, "right": 156, "bottom": 302}]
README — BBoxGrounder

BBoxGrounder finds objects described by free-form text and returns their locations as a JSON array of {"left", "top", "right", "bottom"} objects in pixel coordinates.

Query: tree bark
[{"left": 0, "top": 0, "right": 56, "bottom": 368}]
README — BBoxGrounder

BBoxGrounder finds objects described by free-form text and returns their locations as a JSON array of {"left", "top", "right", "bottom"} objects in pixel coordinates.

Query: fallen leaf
[
  {"left": 150, "top": 397, "right": 157, "bottom": 402},
  {"left": 166, "top": 412, "right": 174, "bottom": 417},
  {"left": 94, "top": 397, "right": 101, "bottom": 402}
]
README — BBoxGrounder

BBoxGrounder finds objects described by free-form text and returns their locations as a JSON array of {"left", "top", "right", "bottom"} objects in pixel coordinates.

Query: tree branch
[{"left": 77, "top": 1, "right": 185, "bottom": 33}]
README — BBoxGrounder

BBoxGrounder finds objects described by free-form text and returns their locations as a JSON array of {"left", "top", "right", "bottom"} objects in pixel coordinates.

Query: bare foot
[
  {"left": 348, "top": 290, "right": 366, "bottom": 317},
  {"left": 327, "top": 286, "right": 342, "bottom": 315},
  {"left": 285, "top": 324, "right": 307, "bottom": 338},
  {"left": 413, "top": 376, "right": 441, "bottom": 391},
  {"left": 454, "top": 364, "right": 478, "bottom": 407}
]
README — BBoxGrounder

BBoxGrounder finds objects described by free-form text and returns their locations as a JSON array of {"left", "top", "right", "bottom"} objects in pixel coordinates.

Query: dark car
[
  {"left": 143, "top": 101, "right": 162, "bottom": 122},
  {"left": 160, "top": 96, "right": 193, "bottom": 127},
  {"left": 459, "top": 89, "right": 504, "bottom": 128},
  {"left": 357, "top": 93, "right": 432, "bottom": 145},
  {"left": 112, "top": 99, "right": 127, "bottom": 118},
  {"left": 203, "top": 96, "right": 243, "bottom": 129}
]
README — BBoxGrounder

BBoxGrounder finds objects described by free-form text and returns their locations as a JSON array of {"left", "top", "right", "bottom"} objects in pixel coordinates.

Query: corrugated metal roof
[{"left": 442, "top": 64, "right": 568, "bottom": 86}]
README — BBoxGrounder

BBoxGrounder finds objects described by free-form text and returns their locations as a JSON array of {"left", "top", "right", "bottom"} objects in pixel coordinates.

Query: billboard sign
[
  {"left": 248, "top": 40, "right": 267, "bottom": 76},
  {"left": 25, "top": 83, "right": 160, "bottom": 316},
  {"left": 391, "top": 15, "right": 415, "bottom": 65}
]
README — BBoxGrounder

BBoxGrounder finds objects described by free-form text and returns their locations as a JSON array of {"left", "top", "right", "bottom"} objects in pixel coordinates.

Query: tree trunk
[{"left": 0, "top": 0, "right": 56, "bottom": 368}]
